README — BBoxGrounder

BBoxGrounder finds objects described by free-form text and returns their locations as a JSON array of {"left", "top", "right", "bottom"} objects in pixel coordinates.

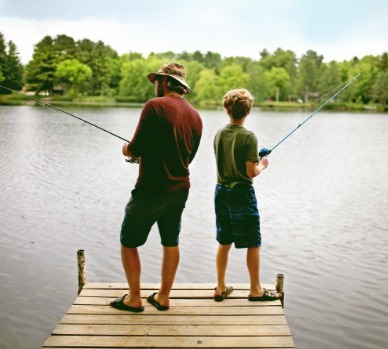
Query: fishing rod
[
  {"left": 0, "top": 85, "right": 138, "bottom": 163},
  {"left": 258, "top": 72, "right": 361, "bottom": 158}
]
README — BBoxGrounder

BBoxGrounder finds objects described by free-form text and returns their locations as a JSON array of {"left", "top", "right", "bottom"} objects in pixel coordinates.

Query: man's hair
[{"left": 223, "top": 89, "right": 254, "bottom": 119}]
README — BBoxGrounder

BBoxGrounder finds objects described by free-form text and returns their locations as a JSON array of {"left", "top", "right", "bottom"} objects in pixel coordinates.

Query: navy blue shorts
[
  {"left": 214, "top": 184, "right": 261, "bottom": 248},
  {"left": 120, "top": 188, "right": 189, "bottom": 248}
]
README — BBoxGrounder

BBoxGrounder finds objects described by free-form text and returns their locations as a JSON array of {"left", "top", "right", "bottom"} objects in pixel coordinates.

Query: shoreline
[{"left": 0, "top": 95, "right": 386, "bottom": 112}]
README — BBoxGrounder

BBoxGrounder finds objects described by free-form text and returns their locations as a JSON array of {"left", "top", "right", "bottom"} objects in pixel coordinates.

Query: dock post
[
  {"left": 77, "top": 249, "right": 86, "bottom": 295},
  {"left": 276, "top": 273, "right": 285, "bottom": 308}
]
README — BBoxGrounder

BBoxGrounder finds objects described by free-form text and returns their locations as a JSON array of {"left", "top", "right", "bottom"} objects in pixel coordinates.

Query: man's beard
[{"left": 155, "top": 83, "right": 163, "bottom": 97}]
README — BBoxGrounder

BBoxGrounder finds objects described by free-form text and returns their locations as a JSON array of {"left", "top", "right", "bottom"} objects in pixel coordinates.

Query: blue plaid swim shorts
[{"left": 214, "top": 184, "right": 261, "bottom": 248}]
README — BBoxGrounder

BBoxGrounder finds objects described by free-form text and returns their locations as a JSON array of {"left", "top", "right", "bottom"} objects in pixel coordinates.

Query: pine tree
[
  {"left": 0, "top": 32, "right": 24, "bottom": 93},
  {"left": 0, "top": 33, "right": 7, "bottom": 89},
  {"left": 25, "top": 36, "right": 57, "bottom": 94},
  {"left": 3, "top": 41, "right": 24, "bottom": 90}
]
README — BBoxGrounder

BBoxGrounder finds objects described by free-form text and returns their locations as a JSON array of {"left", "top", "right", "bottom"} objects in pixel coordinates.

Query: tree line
[{"left": 0, "top": 32, "right": 387, "bottom": 107}]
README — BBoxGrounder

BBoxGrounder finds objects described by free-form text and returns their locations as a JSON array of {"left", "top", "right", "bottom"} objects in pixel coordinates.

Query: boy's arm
[{"left": 246, "top": 157, "right": 269, "bottom": 179}]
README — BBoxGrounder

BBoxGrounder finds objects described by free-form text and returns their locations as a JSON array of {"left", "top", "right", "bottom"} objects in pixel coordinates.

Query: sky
[{"left": 0, "top": 0, "right": 387, "bottom": 65}]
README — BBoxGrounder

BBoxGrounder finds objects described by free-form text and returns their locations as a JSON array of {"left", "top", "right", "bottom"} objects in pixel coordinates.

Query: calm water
[{"left": 0, "top": 105, "right": 387, "bottom": 349}]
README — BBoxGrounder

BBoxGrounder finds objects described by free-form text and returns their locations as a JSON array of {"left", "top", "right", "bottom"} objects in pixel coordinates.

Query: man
[
  {"left": 111, "top": 63, "right": 202, "bottom": 312},
  {"left": 213, "top": 89, "right": 279, "bottom": 302}
]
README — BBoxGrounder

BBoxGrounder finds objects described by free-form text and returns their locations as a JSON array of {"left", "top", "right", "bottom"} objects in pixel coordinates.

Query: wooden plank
[
  {"left": 74, "top": 296, "right": 281, "bottom": 307},
  {"left": 78, "top": 289, "right": 276, "bottom": 298},
  {"left": 82, "top": 283, "right": 274, "bottom": 290},
  {"left": 43, "top": 335, "right": 295, "bottom": 348},
  {"left": 60, "top": 314, "right": 288, "bottom": 325},
  {"left": 52, "top": 324, "right": 292, "bottom": 336},
  {"left": 67, "top": 304, "right": 284, "bottom": 315}
]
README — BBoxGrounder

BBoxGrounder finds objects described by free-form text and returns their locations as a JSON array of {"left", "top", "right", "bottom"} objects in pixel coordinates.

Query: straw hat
[{"left": 147, "top": 63, "right": 191, "bottom": 90}]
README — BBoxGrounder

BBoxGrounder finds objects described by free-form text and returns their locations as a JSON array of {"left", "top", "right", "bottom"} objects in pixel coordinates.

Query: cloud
[{"left": 1, "top": 0, "right": 387, "bottom": 65}]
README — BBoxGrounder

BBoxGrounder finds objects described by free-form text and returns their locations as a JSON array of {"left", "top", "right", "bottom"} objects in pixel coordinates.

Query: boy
[{"left": 213, "top": 88, "right": 279, "bottom": 302}]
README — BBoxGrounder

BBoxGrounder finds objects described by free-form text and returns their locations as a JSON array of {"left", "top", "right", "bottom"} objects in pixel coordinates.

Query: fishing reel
[
  {"left": 125, "top": 157, "right": 139, "bottom": 164},
  {"left": 259, "top": 147, "right": 272, "bottom": 158}
]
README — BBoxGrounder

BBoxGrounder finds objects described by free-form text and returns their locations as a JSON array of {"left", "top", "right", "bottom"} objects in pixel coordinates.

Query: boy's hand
[{"left": 258, "top": 157, "right": 269, "bottom": 171}]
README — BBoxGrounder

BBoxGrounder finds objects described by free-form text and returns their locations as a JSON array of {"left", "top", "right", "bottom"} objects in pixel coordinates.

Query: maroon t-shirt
[{"left": 128, "top": 95, "right": 203, "bottom": 193}]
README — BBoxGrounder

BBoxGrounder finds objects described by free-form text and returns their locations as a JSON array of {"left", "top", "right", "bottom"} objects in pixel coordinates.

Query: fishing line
[
  {"left": 259, "top": 72, "right": 361, "bottom": 158},
  {"left": 0, "top": 85, "right": 139, "bottom": 163}
]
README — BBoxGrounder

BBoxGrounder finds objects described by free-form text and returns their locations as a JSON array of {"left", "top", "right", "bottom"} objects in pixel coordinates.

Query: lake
[{"left": 0, "top": 105, "right": 387, "bottom": 349}]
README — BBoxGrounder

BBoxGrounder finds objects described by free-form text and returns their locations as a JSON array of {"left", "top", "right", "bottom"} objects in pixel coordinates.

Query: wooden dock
[{"left": 42, "top": 283, "right": 295, "bottom": 348}]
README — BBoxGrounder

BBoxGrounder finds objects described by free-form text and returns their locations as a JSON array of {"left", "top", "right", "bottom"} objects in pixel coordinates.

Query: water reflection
[{"left": 0, "top": 106, "right": 387, "bottom": 349}]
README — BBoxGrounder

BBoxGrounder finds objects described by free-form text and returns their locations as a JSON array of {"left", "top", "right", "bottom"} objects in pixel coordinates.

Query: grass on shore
[{"left": 0, "top": 93, "right": 386, "bottom": 112}]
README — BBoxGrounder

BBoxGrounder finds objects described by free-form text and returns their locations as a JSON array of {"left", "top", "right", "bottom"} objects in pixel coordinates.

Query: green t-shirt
[{"left": 214, "top": 124, "right": 260, "bottom": 188}]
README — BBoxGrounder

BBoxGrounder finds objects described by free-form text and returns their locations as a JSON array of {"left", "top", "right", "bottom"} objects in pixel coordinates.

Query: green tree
[
  {"left": 259, "top": 48, "right": 298, "bottom": 87},
  {"left": 149, "top": 51, "right": 177, "bottom": 61},
  {"left": 192, "top": 50, "right": 204, "bottom": 64},
  {"left": 25, "top": 36, "right": 57, "bottom": 94},
  {"left": 264, "top": 67, "right": 291, "bottom": 101},
  {"left": 3, "top": 41, "right": 24, "bottom": 91},
  {"left": 345, "top": 57, "right": 378, "bottom": 103},
  {"left": 76, "top": 39, "right": 120, "bottom": 96},
  {"left": 218, "top": 64, "right": 249, "bottom": 92},
  {"left": 0, "top": 33, "right": 24, "bottom": 92},
  {"left": 120, "top": 52, "right": 144, "bottom": 62},
  {"left": 203, "top": 51, "right": 222, "bottom": 72},
  {"left": 222, "top": 56, "right": 254, "bottom": 72},
  {"left": 259, "top": 49, "right": 270, "bottom": 59},
  {"left": 119, "top": 57, "right": 163, "bottom": 102},
  {"left": 54, "top": 35, "right": 76, "bottom": 63},
  {"left": 177, "top": 51, "right": 192, "bottom": 62},
  {"left": 0, "top": 33, "right": 7, "bottom": 88},
  {"left": 195, "top": 69, "right": 222, "bottom": 105},
  {"left": 372, "top": 71, "right": 388, "bottom": 106},
  {"left": 181, "top": 60, "right": 204, "bottom": 103},
  {"left": 318, "top": 61, "right": 342, "bottom": 98},
  {"left": 297, "top": 50, "right": 323, "bottom": 102},
  {"left": 246, "top": 62, "right": 268, "bottom": 102},
  {"left": 379, "top": 52, "right": 388, "bottom": 72},
  {"left": 55, "top": 59, "right": 92, "bottom": 96}
]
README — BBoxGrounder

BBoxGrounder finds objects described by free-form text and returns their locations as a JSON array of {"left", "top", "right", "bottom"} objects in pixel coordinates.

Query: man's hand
[{"left": 122, "top": 142, "right": 130, "bottom": 156}]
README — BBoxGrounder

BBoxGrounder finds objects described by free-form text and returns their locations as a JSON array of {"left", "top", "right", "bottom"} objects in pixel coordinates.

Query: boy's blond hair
[{"left": 223, "top": 89, "right": 254, "bottom": 119}]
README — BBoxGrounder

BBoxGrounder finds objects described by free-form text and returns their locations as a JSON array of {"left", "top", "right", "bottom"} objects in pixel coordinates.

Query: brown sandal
[{"left": 214, "top": 286, "right": 234, "bottom": 302}]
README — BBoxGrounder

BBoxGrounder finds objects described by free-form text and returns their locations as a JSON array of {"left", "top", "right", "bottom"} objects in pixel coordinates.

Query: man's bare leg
[
  {"left": 154, "top": 246, "right": 180, "bottom": 307},
  {"left": 215, "top": 243, "right": 232, "bottom": 296},
  {"left": 121, "top": 245, "right": 143, "bottom": 307}
]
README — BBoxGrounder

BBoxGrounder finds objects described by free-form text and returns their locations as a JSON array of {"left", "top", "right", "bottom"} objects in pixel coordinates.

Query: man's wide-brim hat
[{"left": 147, "top": 63, "right": 191, "bottom": 90}]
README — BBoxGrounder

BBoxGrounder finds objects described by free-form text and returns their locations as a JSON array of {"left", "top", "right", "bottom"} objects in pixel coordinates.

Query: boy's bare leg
[
  {"left": 215, "top": 243, "right": 232, "bottom": 295},
  {"left": 247, "top": 246, "right": 265, "bottom": 297}
]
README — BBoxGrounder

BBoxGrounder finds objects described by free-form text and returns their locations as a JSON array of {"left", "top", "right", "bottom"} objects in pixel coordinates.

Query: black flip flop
[
  {"left": 147, "top": 292, "right": 169, "bottom": 311},
  {"left": 214, "top": 286, "right": 234, "bottom": 302},
  {"left": 110, "top": 294, "right": 144, "bottom": 312},
  {"left": 248, "top": 288, "right": 280, "bottom": 302}
]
